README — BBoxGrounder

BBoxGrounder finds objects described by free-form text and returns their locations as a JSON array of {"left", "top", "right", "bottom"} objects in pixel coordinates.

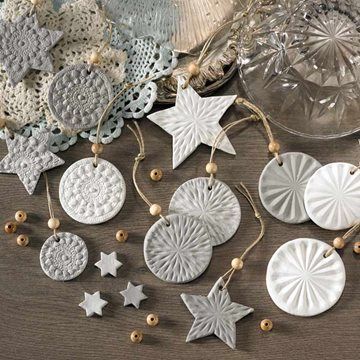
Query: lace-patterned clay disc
[
  {"left": 143, "top": 214, "right": 213, "bottom": 283},
  {"left": 40, "top": 232, "right": 88, "bottom": 281},
  {"left": 59, "top": 158, "right": 126, "bottom": 224},
  {"left": 266, "top": 238, "right": 346, "bottom": 317},
  {"left": 168, "top": 177, "right": 241, "bottom": 246},
  {"left": 259, "top": 152, "right": 321, "bottom": 224},
  {"left": 304, "top": 162, "right": 360, "bottom": 230},
  {"left": 48, "top": 64, "right": 113, "bottom": 131}
]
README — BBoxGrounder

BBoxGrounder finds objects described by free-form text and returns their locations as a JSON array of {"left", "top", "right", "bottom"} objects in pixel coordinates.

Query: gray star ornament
[
  {"left": 95, "top": 251, "right": 123, "bottom": 277},
  {"left": 0, "top": 129, "right": 65, "bottom": 194},
  {"left": 79, "top": 291, "right": 108, "bottom": 317},
  {"left": 181, "top": 277, "right": 254, "bottom": 349},
  {"left": 0, "top": 13, "right": 63, "bottom": 86},
  {"left": 120, "top": 282, "right": 148, "bottom": 309}
]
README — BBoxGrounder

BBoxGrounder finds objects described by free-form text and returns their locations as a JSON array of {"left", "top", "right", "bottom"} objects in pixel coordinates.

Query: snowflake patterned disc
[
  {"left": 48, "top": 64, "right": 113, "bottom": 131},
  {"left": 147, "top": 79, "right": 236, "bottom": 169},
  {"left": 169, "top": 177, "right": 241, "bottom": 246},
  {"left": 304, "top": 162, "right": 360, "bottom": 230},
  {"left": 259, "top": 152, "right": 321, "bottom": 224},
  {"left": 40, "top": 232, "right": 88, "bottom": 281},
  {"left": 59, "top": 158, "right": 126, "bottom": 224},
  {"left": 0, "top": 13, "right": 63, "bottom": 86},
  {"left": 143, "top": 214, "right": 213, "bottom": 283},
  {"left": 181, "top": 277, "right": 254, "bottom": 349},
  {"left": 0, "top": 129, "right": 64, "bottom": 195},
  {"left": 266, "top": 238, "right": 346, "bottom": 317}
]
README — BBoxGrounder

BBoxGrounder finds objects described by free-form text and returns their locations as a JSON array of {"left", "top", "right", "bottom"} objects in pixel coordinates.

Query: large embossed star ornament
[
  {"left": 0, "top": 13, "right": 63, "bottom": 86},
  {"left": 147, "top": 80, "right": 236, "bottom": 169},
  {"left": 181, "top": 278, "right": 254, "bottom": 349}
]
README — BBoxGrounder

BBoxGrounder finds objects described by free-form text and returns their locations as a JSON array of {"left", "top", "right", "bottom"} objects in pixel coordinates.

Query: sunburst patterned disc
[
  {"left": 304, "top": 162, "right": 360, "bottom": 230},
  {"left": 266, "top": 238, "right": 346, "bottom": 317},
  {"left": 259, "top": 152, "right": 321, "bottom": 224}
]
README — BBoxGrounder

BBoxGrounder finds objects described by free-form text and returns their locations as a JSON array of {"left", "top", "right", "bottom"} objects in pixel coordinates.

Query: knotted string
[{"left": 43, "top": 172, "right": 57, "bottom": 237}]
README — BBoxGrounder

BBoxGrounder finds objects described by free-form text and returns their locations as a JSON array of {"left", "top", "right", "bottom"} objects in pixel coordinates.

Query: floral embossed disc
[
  {"left": 169, "top": 177, "right": 241, "bottom": 246},
  {"left": 59, "top": 158, "right": 126, "bottom": 224},
  {"left": 48, "top": 64, "right": 113, "bottom": 131},
  {"left": 40, "top": 232, "right": 88, "bottom": 281},
  {"left": 266, "top": 238, "right": 346, "bottom": 317}
]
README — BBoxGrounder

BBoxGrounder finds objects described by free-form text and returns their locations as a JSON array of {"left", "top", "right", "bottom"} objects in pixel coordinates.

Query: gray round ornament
[
  {"left": 48, "top": 64, "right": 113, "bottom": 131},
  {"left": 59, "top": 158, "right": 126, "bottom": 224},
  {"left": 169, "top": 177, "right": 241, "bottom": 246},
  {"left": 144, "top": 214, "right": 213, "bottom": 283},
  {"left": 259, "top": 152, "right": 321, "bottom": 224},
  {"left": 40, "top": 232, "right": 88, "bottom": 281}
]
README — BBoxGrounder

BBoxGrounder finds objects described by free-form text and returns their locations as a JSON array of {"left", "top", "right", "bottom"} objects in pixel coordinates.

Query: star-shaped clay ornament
[
  {"left": 79, "top": 291, "right": 108, "bottom": 317},
  {"left": 95, "top": 251, "right": 123, "bottom": 277},
  {"left": 120, "top": 282, "right": 148, "bottom": 309},
  {"left": 181, "top": 277, "right": 254, "bottom": 349},
  {"left": 147, "top": 79, "right": 236, "bottom": 168},
  {"left": 0, "top": 129, "right": 65, "bottom": 194},
  {"left": 0, "top": 13, "right": 63, "bottom": 86}
]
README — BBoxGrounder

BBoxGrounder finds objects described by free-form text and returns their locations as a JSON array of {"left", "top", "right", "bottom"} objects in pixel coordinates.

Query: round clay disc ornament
[
  {"left": 304, "top": 162, "right": 360, "bottom": 230},
  {"left": 40, "top": 232, "right": 88, "bottom": 281},
  {"left": 266, "top": 238, "right": 346, "bottom": 317},
  {"left": 168, "top": 177, "right": 241, "bottom": 246},
  {"left": 59, "top": 158, "right": 126, "bottom": 224},
  {"left": 48, "top": 64, "right": 113, "bottom": 131},
  {"left": 143, "top": 214, "right": 213, "bottom": 283},
  {"left": 259, "top": 152, "right": 321, "bottom": 224}
]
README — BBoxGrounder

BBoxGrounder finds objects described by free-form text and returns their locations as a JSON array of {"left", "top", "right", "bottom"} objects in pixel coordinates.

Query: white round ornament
[
  {"left": 168, "top": 177, "right": 241, "bottom": 246},
  {"left": 40, "top": 232, "right": 88, "bottom": 281},
  {"left": 143, "top": 214, "right": 213, "bottom": 283},
  {"left": 259, "top": 152, "right": 321, "bottom": 224},
  {"left": 304, "top": 162, "right": 360, "bottom": 230},
  {"left": 59, "top": 157, "right": 126, "bottom": 224},
  {"left": 266, "top": 238, "right": 346, "bottom": 317}
]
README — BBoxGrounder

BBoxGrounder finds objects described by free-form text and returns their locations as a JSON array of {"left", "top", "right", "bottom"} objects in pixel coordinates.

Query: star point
[
  {"left": 79, "top": 291, "right": 108, "bottom": 317},
  {"left": 120, "top": 281, "right": 148, "bottom": 309},
  {"left": 95, "top": 251, "right": 122, "bottom": 277}
]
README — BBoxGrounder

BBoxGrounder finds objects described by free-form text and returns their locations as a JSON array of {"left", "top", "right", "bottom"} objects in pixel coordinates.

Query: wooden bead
[
  {"left": 206, "top": 162, "right": 218, "bottom": 174},
  {"left": 146, "top": 313, "right": 159, "bottom": 327},
  {"left": 150, "top": 169, "right": 163, "bottom": 182},
  {"left": 17, "top": 234, "right": 29, "bottom": 247},
  {"left": 149, "top": 204, "right": 162, "bottom": 216},
  {"left": 260, "top": 319, "right": 273, "bottom": 332},
  {"left": 89, "top": 51, "right": 101, "bottom": 64},
  {"left": 268, "top": 141, "right": 280, "bottom": 154},
  {"left": 116, "top": 229, "right": 128, "bottom": 242},
  {"left": 31, "top": 0, "right": 42, "bottom": 5},
  {"left": 231, "top": 258, "right": 243, "bottom": 270},
  {"left": 4, "top": 221, "right": 17, "bottom": 234},
  {"left": 188, "top": 62, "right": 200, "bottom": 76},
  {"left": 333, "top": 236, "right": 345, "bottom": 249},
  {"left": 0, "top": 118, "right": 6, "bottom": 128},
  {"left": 130, "top": 330, "right": 143, "bottom": 343},
  {"left": 91, "top": 143, "right": 103, "bottom": 155},
  {"left": 353, "top": 241, "right": 360, "bottom": 254},
  {"left": 48, "top": 218, "right": 60, "bottom": 230},
  {"left": 15, "top": 210, "right": 27, "bottom": 223}
]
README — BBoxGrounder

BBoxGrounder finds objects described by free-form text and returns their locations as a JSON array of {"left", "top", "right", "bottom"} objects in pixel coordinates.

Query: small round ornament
[
  {"left": 59, "top": 158, "right": 126, "bottom": 224},
  {"left": 144, "top": 214, "right": 213, "bottom": 283},
  {"left": 304, "top": 162, "right": 360, "bottom": 230},
  {"left": 266, "top": 238, "right": 346, "bottom": 317},
  {"left": 40, "top": 232, "right": 88, "bottom": 281},
  {"left": 48, "top": 64, "right": 113, "bottom": 131},
  {"left": 169, "top": 177, "right": 241, "bottom": 246},
  {"left": 259, "top": 152, "right": 321, "bottom": 224}
]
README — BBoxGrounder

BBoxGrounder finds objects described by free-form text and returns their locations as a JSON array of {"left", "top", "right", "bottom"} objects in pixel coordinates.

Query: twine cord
[{"left": 43, "top": 172, "right": 57, "bottom": 237}]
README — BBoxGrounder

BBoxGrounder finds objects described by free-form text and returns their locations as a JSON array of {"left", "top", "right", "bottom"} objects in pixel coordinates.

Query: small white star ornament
[
  {"left": 79, "top": 291, "right": 108, "bottom": 317},
  {"left": 147, "top": 79, "right": 236, "bottom": 169},
  {"left": 120, "top": 282, "right": 148, "bottom": 309},
  {"left": 95, "top": 251, "right": 122, "bottom": 277}
]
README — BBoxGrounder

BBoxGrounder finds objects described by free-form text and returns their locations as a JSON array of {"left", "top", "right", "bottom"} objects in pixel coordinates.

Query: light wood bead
[
  {"left": 89, "top": 51, "right": 101, "bottom": 64},
  {"left": 260, "top": 319, "right": 273, "bottom": 332},
  {"left": 353, "top": 241, "right": 360, "bottom": 254},
  {"left": 17, "top": 234, "right": 29, "bottom": 247},
  {"left": 4, "top": 222, "right": 17, "bottom": 234},
  {"left": 146, "top": 313, "right": 159, "bottom": 327},
  {"left": 116, "top": 230, "right": 128, "bottom": 242},
  {"left": 91, "top": 143, "right": 103, "bottom": 155},
  {"left": 0, "top": 118, "right": 6, "bottom": 128},
  {"left": 150, "top": 169, "right": 163, "bottom": 182},
  {"left": 206, "top": 162, "right": 218, "bottom": 174},
  {"left": 333, "top": 236, "right": 345, "bottom": 249},
  {"left": 31, "top": 0, "right": 42, "bottom": 5},
  {"left": 130, "top": 330, "right": 143, "bottom": 343},
  {"left": 231, "top": 258, "right": 243, "bottom": 270},
  {"left": 15, "top": 210, "right": 27, "bottom": 223},
  {"left": 48, "top": 218, "right": 60, "bottom": 230},
  {"left": 149, "top": 204, "right": 162, "bottom": 216},
  {"left": 268, "top": 141, "right": 280, "bottom": 154},
  {"left": 188, "top": 62, "right": 200, "bottom": 76}
]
